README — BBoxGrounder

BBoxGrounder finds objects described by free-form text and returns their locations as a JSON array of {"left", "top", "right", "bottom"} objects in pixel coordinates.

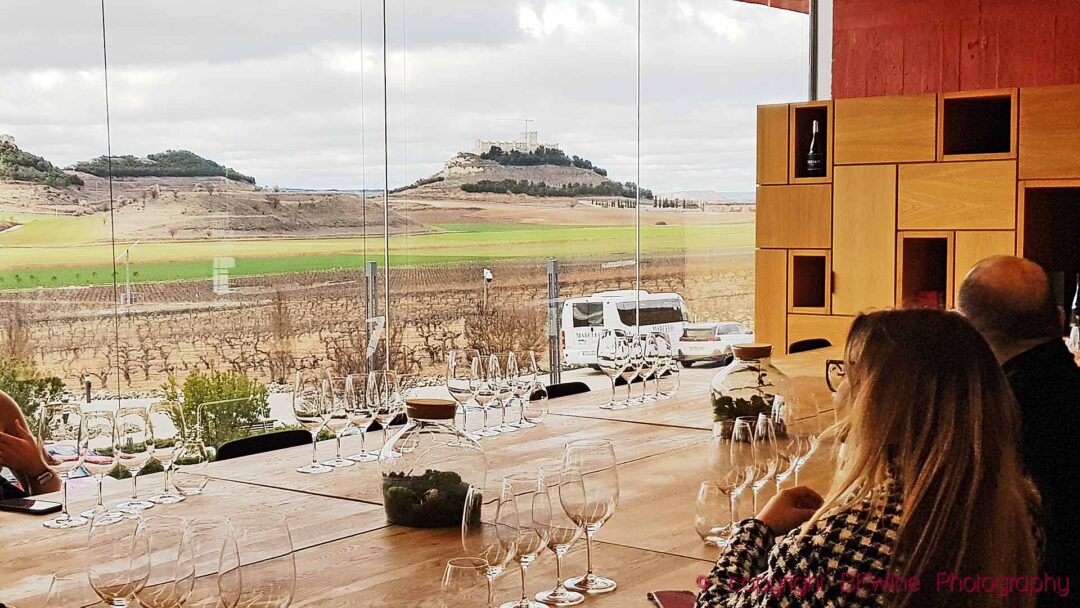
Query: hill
[
  {"left": 71, "top": 150, "right": 255, "bottom": 184},
  {"left": 0, "top": 141, "right": 83, "bottom": 188}
]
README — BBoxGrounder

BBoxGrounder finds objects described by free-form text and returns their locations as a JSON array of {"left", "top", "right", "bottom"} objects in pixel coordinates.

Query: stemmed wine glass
[
  {"left": 46, "top": 569, "right": 95, "bottom": 607},
  {"left": 80, "top": 409, "right": 119, "bottom": 522},
  {"left": 220, "top": 512, "right": 295, "bottom": 608},
  {"left": 135, "top": 515, "right": 195, "bottom": 608},
  {"left": 447, "top": 349, "right": 480, "bottom": 438},
  {"left": 560, "top": 439, "right": 619, "bottom": 594},
  {"left": 744, "top": 414, "right": 779, "bottom": 513},
  {"left": 293, "top": 371, "right": 332, "bottom": 474},
  {"left": 321, "top": 373, "right": 355, "bottom": 468},
  {"left": 638, "top": 335, "right": 659, "bottom": 403},
  {"left": 535, "top": 465, "right": 584, "bottom": 606},
  {"left": 621, "top": 335, "right": 645, "bottom": 406},
  {"left": 522, "top": 383, "right": 548, "bottom": 425},
  {"left": 345, "top": 373, "right": 377, "bottom": 462},
  {"left": 114, "top": 406, "right": 156, "bottom": 514},
  {"left": 368, "top": 370, "right": 401, "bottom": 454},
  {"left": 462, "top": 482, "right": 517, "bottom": 608},
  {"left": 655, "top": 333, "right": 680, "bottom": 399},
  {"left": 499, "top": 473, "right": 551, "bottom": 608},
  {"left": 149, "top": 401, "right": 186, "bottom": 504},
  {"left": 700, "top": 421, "right": 752, "bottom": 546},
  {"left": 596, "top": 330, "right": 628, "bottom": 410},
  {"left": 38, "top": 402, "right": 87, "bottom": 529},
  {"left": 791, "top": 408, "right": 826, "bottom": 485},
  {"left": 442, "top": 557, "right": 492, "bottom": 607},
  {"left": 186, "top": 518, "right": 238, "bottom": 608},
  {"left": 492, "top": 353, "right": 519, "bottom": 433},
  {"left": 474, "top": 356, "right": 500, "bottom": 438},
  {"left": 88, "top": 512, "right": 150, "bottom": 607},
  {"left": 772, "top": 400, "right": 805, "bottom": 490},
  {"left": 513, "top": 351, "right": 540, "bottom": 428}
]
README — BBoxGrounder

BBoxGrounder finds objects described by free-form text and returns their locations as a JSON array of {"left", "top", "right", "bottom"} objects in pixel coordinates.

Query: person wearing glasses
[
  {"left": 0, "top": 391, "right": 60, "bottom": 498},
  {"left": 957, "top": 256, "right": 1079, "bottom": 608},
  {"left": 696, "top": 309, "right": 1040, "bottom": 608}
]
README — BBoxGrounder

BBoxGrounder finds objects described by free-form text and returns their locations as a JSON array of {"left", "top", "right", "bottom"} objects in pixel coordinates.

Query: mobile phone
[
  {"left": 646, "top": 590, "right": 696, "bottom": 608},
  {"left": 0, "top": 497, "right": 63, "bottom": 515}
]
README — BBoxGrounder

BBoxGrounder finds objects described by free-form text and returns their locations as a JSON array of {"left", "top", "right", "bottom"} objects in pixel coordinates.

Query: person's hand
[
  {"left": 756, "top": 486, "right": 824, "bottom": 535},
  {"left": 0, "top": 416, "right": 48, "bottom": 478}
]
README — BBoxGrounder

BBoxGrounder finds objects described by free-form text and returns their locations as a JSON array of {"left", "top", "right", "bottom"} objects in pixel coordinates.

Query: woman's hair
[{"left": 814, "top": 309, "right": 1038, "bottom": 608}]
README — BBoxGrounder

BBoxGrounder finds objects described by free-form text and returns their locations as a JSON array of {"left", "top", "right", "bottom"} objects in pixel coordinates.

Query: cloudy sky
[{"left": 0, "top": 0, "right": 807, "bottom": 192}]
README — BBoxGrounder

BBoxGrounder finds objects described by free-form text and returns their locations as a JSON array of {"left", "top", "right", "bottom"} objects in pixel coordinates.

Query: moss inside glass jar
[{"left": 381, "top": 469, "right": 472, "bottom": 528}]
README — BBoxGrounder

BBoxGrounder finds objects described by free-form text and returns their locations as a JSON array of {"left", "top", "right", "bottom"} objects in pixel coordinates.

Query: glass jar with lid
[
  {"left": 379, "top": 398, "right": 487, "bottom": 528},
  {"left": 710, "top": 343, "right": 794, "bottom": 424}
]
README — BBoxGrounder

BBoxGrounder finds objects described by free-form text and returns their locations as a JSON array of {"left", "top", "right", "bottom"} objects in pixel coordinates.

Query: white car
[{"left": 675, "top": 322, "right": 754, "bottom": 368}]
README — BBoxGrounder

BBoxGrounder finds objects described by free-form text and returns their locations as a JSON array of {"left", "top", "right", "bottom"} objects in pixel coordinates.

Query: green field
[{"left": 0, "top": 220, "right": 754, "bottom": 289}]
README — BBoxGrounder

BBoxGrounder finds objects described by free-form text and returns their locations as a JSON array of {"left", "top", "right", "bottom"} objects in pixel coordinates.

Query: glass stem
[
  {"left": 520, "top": 563, "right": 529, "bottom": 602},
  {"left": 311, "top": 432, "right": 319, "bottom": 464},
  {"left": 164, "top": 467, "right": 172, "bottom": 494},
  {"left": 132, "top": 474, "right": 138, "bottom": 499},
  {"left": 625, "top": 380, "right": 632, "bottom": 403},
  {"left": 728, "top": 494, "right": 737, "bottom": 529},
  {"left": 335, "top": 435, "right": 342, "bottom": 458},
  {"left": 485, "top": 573, "right": 495, "bottom": 608},
  {"left": 554, "top": 552, "right": 564, "bottom": 590},
  {"left": 752, "top": 489, "right": 759, "bottom": 513},
  {"left": 96, "top": 475, "right": 104, "bottom": 507},
  {"left": 609, "top": 378, "right": 617, "bottom": 407},
  {"left": 59, "top": 477, "right": 70, "bottom": 519},
  {"left": 500, "top": 400, "right": 508, "bottom": 427},
  {"left": 584, "top": 528, "right": 596, "bottom": 578},
  {"left": 794, "top": 468, "right": 800, "bottom": 485},
  {"left": 359, "top": 430, "right": 367, "bottom": 454},
  {"left": 481, "top": 406, "right": 489, "bottom": 433}
]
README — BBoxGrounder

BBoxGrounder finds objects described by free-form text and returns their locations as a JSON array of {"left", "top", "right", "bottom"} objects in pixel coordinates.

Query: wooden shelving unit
[
  {"left": 897, "top": 232, "right": 954, "bottom": 310},
  {"left": 789, "top": 101, "right": 832, "bottom": 183},
  {"left": 1018, "top": 181, "right": 1080, "bottom": 319},
  {"left": 937, "top": 89, "right": 1017, "bottom": 161},
  {"left": 788, "top": 250, "right": 831, "bottom": 314}
]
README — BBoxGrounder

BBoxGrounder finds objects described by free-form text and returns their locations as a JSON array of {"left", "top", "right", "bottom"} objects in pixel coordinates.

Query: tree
[{"left": 162, "top": 368, "right": 270, "bottom": 448}]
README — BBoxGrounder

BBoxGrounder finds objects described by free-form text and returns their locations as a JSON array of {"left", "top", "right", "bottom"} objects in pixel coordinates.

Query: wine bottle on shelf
[{"left": 805, "top": 119, "right": 824, "bottom": 177}]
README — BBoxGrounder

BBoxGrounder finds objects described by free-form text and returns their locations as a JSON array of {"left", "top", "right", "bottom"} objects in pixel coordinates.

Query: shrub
[
  {"left": 0, "top": 358, "right": 65, "bottom": 424},
  {"left": 163, "top": 368, "right": 270, "bottom": 448}
]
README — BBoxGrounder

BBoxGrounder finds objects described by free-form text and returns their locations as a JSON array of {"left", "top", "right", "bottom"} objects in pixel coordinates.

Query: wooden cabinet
[
  {"left": 787, "top": 315, "right": 853, "bottom": 353},
  {"left": 953, "top": 230, "right": 1015, "bottom": 302},
  {"left": 1019, "top": 84, "right": 1080, "bottom": 179},
  {"left": 756, "top": 185, "right": 832, "bottom": 249},
  {"left": 789, "top": 102, "right": 832, "bottom": 183},
  {"left": 897, "top": 231, "right": 954, "bottom": 310},
  {"left": 755, "top": 250, "right": 788, "bottom": 351},
  {"left": 897, "top": 161, "right": 1016, "bottom": 230},
  {"left": 834, "top": 95, "right": 936, "bottom": 164},
  {"left": 832, "top": 165, "right": 897, "bottom": 315},
  {"left": 757, "top": 104, "right": 789, "bottom": 185},
  {"left": 938, "top": 89, "right": 1016, "bottom": 161}
]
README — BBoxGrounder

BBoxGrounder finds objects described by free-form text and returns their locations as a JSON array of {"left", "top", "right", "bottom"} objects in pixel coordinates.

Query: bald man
[{"left": 958, "top": 256, "right": 1078, "bottom": 605}]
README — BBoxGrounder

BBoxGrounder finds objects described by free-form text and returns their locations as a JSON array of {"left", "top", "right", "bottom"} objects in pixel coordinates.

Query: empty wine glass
[
  {"left": 447, "top": 349, "right": 480, "bottom": 437},
  {"left": 535, "top": 465, "right": 584, "bottom": 606},
  {"left": 492, "top": 353, "right": 519, "bottom": 433},
  {"left": 114, "top": 406, "right": 155, "bottom": 514},
  {"left": 622, "top": 335, "right": 645, "bottom": 405},
  {"left": 703, "top": 420, "right": 751, "bottom": 546},
  {"left": 474, "top": 356, "right": 500, "bottom": 438},
  {"left": 499, "top": 473, "right": 551, "bottom": 608},
  {"left": 368, "top": 370, "right": 400, "bottom": 453},
  {"left": 293, "top": 371, "right": 332, "bottom": 474},
  {"left": 38, "top": 402, "right": 88, "bottom": 530},
  {"left": 321, "top": 373, "right": 355, "bottom": 468},
  {"left": 149, "top": 401, "right": 187, "bottom": 504},
  {"left": 522, "top": 383, "right": 548, "bottom": 425},
  {"left": 88, "top": 511, "right": 149, "bottom": 607},
  {"left": 596, "top": 330, "right": 628, "bottom": 410},
  {"left": 513, "top": 351, "right": 540, "bottom": 428},
  {"left": 223, "top": 512, "right": 295, "bottom": 608},
  {"left": 653, "top": 334, "right": 677, "bottom": 400},
  {"left": 135, "top": 515, "right": 195, "bottom": 608},
  {"left": 560, "top": 439, "right": 619, "bottom": 594},
  {"left": 172, "top": 424, "right": 211, "bottom": 498},
  {"left": 185, "top": 518, "right": 236, "bottom": 608},
  {"left": 695, "top": 481, "right": 735, "bottom": 547},
  {"left": 442, "top": 557, "right": 491, "bottom": 608},
  {"left": 638, "top": 335, "right": 660, "bottom": 404},
  {"left": 344, "top": 373, "right": 377, "bottom": 462},
  {"left": 747, "top": 414, "right": 779, "bottom": 513},
  {"left": 463, "top": 482, "right": 517, "bottom": 608},
  {"left": 46, "top": 569, "right": 94, "bottom": 607},
  {"left": 792, "top": 408, "right": 827, "bottom": 485},
  {"left": 80, "top": 409, "right": 119, "bottom": 522}
]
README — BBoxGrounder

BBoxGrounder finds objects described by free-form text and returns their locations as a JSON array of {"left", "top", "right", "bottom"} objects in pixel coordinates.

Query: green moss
[{"left": 382, "top": 469, "right": 470, "bottom": 528}]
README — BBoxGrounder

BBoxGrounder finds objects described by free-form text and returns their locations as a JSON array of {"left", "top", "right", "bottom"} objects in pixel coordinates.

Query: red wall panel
[{"left": 833, "top": 0, "right": 1080, "bottom": 98}]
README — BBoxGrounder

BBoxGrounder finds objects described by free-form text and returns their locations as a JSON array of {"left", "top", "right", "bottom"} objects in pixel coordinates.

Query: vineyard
[{"left": 2, "top": 253, "right": 754, "bottom": 391}]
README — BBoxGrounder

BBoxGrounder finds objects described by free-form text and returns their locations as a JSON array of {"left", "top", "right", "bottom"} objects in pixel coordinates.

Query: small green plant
[
  {"left": 711, "top": 393, "right": 774, "bottom": 423},
  {"left": 163, "top": 368, "right": 270, "bottom": 448}
]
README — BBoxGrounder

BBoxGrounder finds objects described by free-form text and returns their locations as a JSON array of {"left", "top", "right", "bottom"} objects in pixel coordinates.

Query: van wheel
[{"left": 680, "top": 361, "right": 694, "bottom": 369}]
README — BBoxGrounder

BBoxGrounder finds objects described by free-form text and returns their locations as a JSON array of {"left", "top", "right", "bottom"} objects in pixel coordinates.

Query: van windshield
[
  {"left": 615, "top": 299, "right": 686, "bottom": 326},
  {"left": 572, "top": 302, "right": 604, "bottom": 327}
]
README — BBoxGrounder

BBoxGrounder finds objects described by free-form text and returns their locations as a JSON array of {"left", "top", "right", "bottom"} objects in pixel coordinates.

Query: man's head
[{"left": 956, "top": 255, "right": 1063, "bottom": 362}]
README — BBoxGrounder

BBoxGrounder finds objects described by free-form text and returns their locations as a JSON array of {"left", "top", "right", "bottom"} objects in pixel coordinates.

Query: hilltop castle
[{"left": 473, "top": 131, "right": 559, "bottom": 155}]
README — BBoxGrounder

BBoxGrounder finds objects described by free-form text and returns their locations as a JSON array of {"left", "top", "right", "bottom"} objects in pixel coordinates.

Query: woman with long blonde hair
[{"left": 697, "top": 309, "right": 1040, "bottom": 608}]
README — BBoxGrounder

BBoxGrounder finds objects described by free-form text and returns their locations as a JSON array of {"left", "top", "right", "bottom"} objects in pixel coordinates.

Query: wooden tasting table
[{"left": 0, "top": 347, "right": 841, "bottom": 607}]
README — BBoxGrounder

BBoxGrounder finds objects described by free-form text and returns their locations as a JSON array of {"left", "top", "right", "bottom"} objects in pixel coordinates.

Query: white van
[{"left": 561, "top": 290, "right": 689, "bottom": 366}]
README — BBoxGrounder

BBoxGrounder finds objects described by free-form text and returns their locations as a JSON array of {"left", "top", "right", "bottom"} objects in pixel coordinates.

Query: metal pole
[
  {"left": 381, "top": 0, "right": 391, "bottom": 371},
  {"left": 365, "top": 261, "right": 378, "bottom": 371},
  {"left": 547, "top": 260, "right": 561, "bottom": 385},
  {"left": 808, "top": 0, "right": 819, "bottom": 101}
]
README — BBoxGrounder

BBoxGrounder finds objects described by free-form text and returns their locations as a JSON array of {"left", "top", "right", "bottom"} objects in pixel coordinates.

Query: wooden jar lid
[
  {"left": 405, "top": 398, "right": 457, "bottom": 420},
  {"left": 732, "top": 343, "right": 774, "bottom": 360}
]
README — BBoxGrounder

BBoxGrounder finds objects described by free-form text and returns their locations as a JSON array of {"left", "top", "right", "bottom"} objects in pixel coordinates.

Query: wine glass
[
  {"left": 522, "top": 383, "right": 548, "bottom": 425},
  {"left": 746, "top": 414, "right": 779, "bottom": 513},
  {"left": 474, "top": 356, "right": 500, "bottom": 438},
  {"left": 80, "top": 409, "right": 119, "bottom": 522},
  {"left": 448, "top": 349, "right": 481, "bottom": 439},
  {"left": 173, "top": 426, "right": 211, "bottom": 498},
  {"left": 321, "top": 373, "right": 355, "bottom": 468},
  {"left": 38, "top": 402, "right": 88, "bottom": 529},
  {"left": 655, "top": 339, "right": 680, "bottom": 400},
  {"left": 223, "top": 512, "right": 295, "bottom": 608},
  {"left": 694, "top": 481, "right": 735, "bottom": 547},
  {"left": 596, "top": 330, "right": 628, "bottom": 410},
  {"left": 703, "top": 420, "right": 751, "bottom": 546},
  {"left": 293, "top": 371, "right": 332, "bottom": 474},
  {"left": 621, "top": 335, "right": 645, "bottom": 406},
  {"left": 492, "top": 353, "right": 519, "bottom": 433},
  {"left": 149, "top": 401, "right": 187, "bottom": 504},
  {"left": 535, "top": 465, "right": 584, "bottom": 606},
  {"left": 792, "top": 408, "right": 827, "bottom": 485},
  {"left": 772, "top": 400, "right": 806, "bottom": 490},
  {"left": 512, "top": 351, "right": 540, "bottom": 428},
  {"left": 560, "top": 439, "right": 619, "bottom": 594},
  {"left": 46, "top": 569, "right": 94, "bottom": 607},
  {"left": 114, "top": 406, "right": 156, "bottom": 514},
  {"left": 462, "top": 482, "right": 517, "bottom": 608},
  {"left": 368, "top": 370, "right": 400, "bottom": 453},
  {"left": 442, "top": 557, "right": 492, "bottom": 607},
  {"left": 185, "top": 518, "right": 236, "bottom": 608},
  {"left": 88, "top": 512, "right": 150, "bottom": 607},
  {"left": 135, "top": 515, "right": 195, "bottom": 608},
  {"left": 638, "top": 334, "right": 659, "bottom": 404},
  {"left": 344, "top": 373, "right": 377, "bottom": 462},
  {"left": 499, "top": 473, "right": 551, "bottom": 608}
]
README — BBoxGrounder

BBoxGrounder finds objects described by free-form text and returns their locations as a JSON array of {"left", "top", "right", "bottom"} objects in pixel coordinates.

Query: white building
[
  {"left": 0, "top": 134, "right": 15, "bottom": 147},
  {"left": 473, "top": 131, "right": 559, "bottom": 155}
]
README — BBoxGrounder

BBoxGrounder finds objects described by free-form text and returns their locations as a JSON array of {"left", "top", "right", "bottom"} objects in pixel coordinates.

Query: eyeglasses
[{"left": 825, "top": 359, "right": 845, "bottom": 393}]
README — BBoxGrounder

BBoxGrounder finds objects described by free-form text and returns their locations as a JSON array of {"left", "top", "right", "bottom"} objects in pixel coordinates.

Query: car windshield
[
  {"left": 715, "top": 324, "right": 747, "bottom": 335},
  {"left": 615, "top": 299, "right": 686, "bottom": 326},
  {"left": 684, "top": 327, "right": 714, "bottom": 339}
]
